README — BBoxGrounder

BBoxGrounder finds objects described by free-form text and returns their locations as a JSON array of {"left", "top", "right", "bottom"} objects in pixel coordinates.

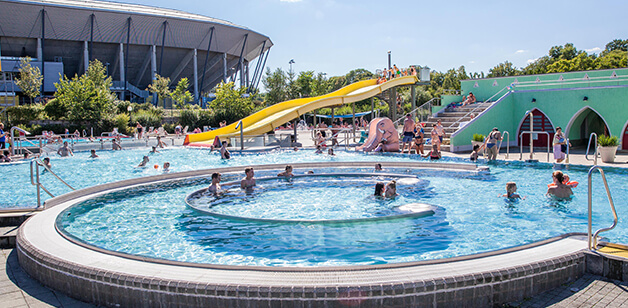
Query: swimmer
[
  {"left": 315, "top": 145, "right": 323, "bottom": 154},
  {"left": 277, "top": 165, "right": 294, "bottom": 177},
  {"left": 384, "top": 180, "right": 397, "bottom": 198},
  {"left": 208, "top": 172, "right": 221, "bottom": 194},
  {"left": 293, "top": 147, "right": 299, "bottom": 151},
  {"left": 57, "top": 141, "right": 74, "bottom": 157},
  {"left": 307, "top": 170, "right": 314, "bottom": 174},
  {"left": 112, "top": 139, "right": 122, "bottom": 150},
  {"left": 470, "top": 144, "right": 480, "bottom": 161},
  {"left": 163, "top": 162, "right": 170, "bottom": 172},
  {"left": 220, "top": 141, "right": 230, "bottom": 159},
  {"left": 563, "top": 174, "right": 578, "bottom": 188},
  {"left": 423, "top": 148, "right": 441, "bottom": 160},
  {"left": 501, "top": 182, "right": 521, "bottom": 199},
  {"left": 89, "top": 149, "right": 99, "bottom": 158},
  {"left": 137, "top": 155, "right": 149, "bottom": 168},
  {"left": 374, "top": 182, "right": 385, "bottom": 196},
  {"left": 150, "top": 146, "right": 160, "bottom": 154},
  {"left": 375, "top": 163, "right": 383, "bottom": 171},
  {"left": 327, "top": 148, "right": 335, "bottom": 156},
  {"left": 547, "top": 171, "right": 573, "bottom": 199},
  {"left": 40, "top": 157, "right": 51, "bottom": 171},
  {"left": 240, "top": 167, "right": 256, "bottom": 189},
  {"left": 156, "top": 136, "right": 167, "bottom": 148}
]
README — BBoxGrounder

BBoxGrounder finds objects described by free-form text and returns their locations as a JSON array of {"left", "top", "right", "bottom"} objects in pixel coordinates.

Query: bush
[
  {"left": 179, "top": 109, "right": 199, "bottom": 129},
  {"left": 163, "top": 123, "right": 175, "bottom": 134},
  {"left": 44, "top": 98, "right": 68, "bottom": 120},
  {"left": 598, "top": 135, "right": 619, "bottom": 147},
  {"left": 472, "top": 133, "right": 485, "bottom": 142},
  {"left": 113, "top": 113, "right": 131, "bottom": 135},
  {"left": 131, "top": 109, "right": 163, "bottom": 128},
  {"left": 6, "top": 104, "right": 44, "bottom": 125}
]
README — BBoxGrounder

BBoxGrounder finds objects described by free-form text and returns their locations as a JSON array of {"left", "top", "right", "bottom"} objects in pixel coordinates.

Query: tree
[
  {"left": 294, "top": 71, "right": 314, "bottom": 98},
  {"left": 602, "top": 39, "right": 628, "bottom": 56},
  {"left": 54, "top": 60, "right": 116, "bottom": 123},
  {"left": 596, "top": 50, "right": 628, "bottom": 69},
  {"left": 146, "top": 74, "right": 171, "bottom": 106},
  {"left": 262, "top": 67, "right": 287, "bottom": 106},
  {"left": 210, "top": 82, "right": 254, "bottom": 125},
  {"left": 487, "top": 61, "right": 520, "bottom": 78},
  {"left": 14, "top": 57, "right": 43, "bottom": 104},
  {"left": 310, "top": 72, "right": 329, "bottom": 97},
  {"left": 170, "top": 77, "right": 193, "bottom": 108}
]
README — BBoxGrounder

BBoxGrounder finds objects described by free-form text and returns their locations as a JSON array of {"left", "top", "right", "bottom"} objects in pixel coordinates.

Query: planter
[{"left": 599, "top": 146, "right": 618, "bottom": 163}]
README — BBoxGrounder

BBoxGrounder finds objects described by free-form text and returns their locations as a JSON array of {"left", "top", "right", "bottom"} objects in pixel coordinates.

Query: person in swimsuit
[
  {"left": 401, "top": 114, "right": 415, "bottom": 153},
  {"left": 162, "top": 162, "right": 170, "bottom": 172},
  {"left": 553, "top": 127, "right": 567, "bottom": 163},
  {"left": 220, "top": 141, "right": 230, "bottom": 159},
  {"left": 374, "top": 182, "right": 385, "bottom": 196},
  {"left": 137, "top": 156, "right": 149, "bottom": 167},
  {"left": 375, "top": 163, "right": 383, "bottom": 171},
  {"left": 501, "top": 182, "right": 521, "bottom": 199},
  {"left": 484, "top": 127, "right": 502, "bottom": 161},
  {"left": 156, "top": 136, "right": 167, "bottom": 148},
  {"left": 461, "top": 92, "right": 476, "bottom": 106},
  {"left": 240, "top": 167, "right": 256, "bottom": 190},
  {"left": 57, "top": 141, "right": 74, "bottom": 157},
  {"left": 277, "top": 165, "right": 294, "bottom": 178},
  {"left": 384, "top": 180, "right": 397, "bottom": 198},
  {"left": 423, "top": 148, "right": 441, "bottom": 160},
  {"left": 435, "top": 119, "right": 445, "bottom": 149},
  {"left": 112, "top": 139, "right": 122, "bottom": 150},
  {"left": 430, "top": 123, "right": 440, "bottom": 151},
  {"left": 547, "top": 171, "right": 573, "bottom": 199},
  {"left": 208, "top": 172, "right": 222, "bottom": 195},
  {"left": 413, "top": 122, "right": 425, "bottom": 155},
  {"left": 89, "top": 149, "right": 99, "bottom": 158}
]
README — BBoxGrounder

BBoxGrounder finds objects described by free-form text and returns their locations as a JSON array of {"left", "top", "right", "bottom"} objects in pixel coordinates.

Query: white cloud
[
  {"left": 585, "top": 47, "right": 602, "bottom": 54},
  {"left": 515, "top": 50, "right": 526, "bottom": 54},
  {"left": 527, "top": 58, "right": 538, "bottom": 64},
  {"left": 469, "top": 61, "right": 475, "bottom": 64}
]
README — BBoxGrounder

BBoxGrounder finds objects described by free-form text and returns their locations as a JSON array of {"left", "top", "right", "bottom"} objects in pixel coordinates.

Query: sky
[{"left": 127, "top": 0, "right": 627, "bottom": 79}]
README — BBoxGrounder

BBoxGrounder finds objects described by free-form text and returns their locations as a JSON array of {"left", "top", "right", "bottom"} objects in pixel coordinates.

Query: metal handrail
[
  {"left": 447, "top": 86, "right": 511, "bottom": 129},
  {"left": 498, "top": 131, "right": 510, "bottom": 159},
  {"left": 588, "top": 166, "right": 618, "bottom": 250},
  {"left": 392, "top": 97, "right": 440, "bottom": 126},
  {"left": 30, "top": 158, "right": 76, "bottom": 208},
  {"left": 565, "top": 138, "right": 570, "bottom": 164},
  {"left": 586, "top": 133, "right": 598, "bottom": 165},
  {"left": 519, "top": 131, "right": 551, "bottom": 162}
]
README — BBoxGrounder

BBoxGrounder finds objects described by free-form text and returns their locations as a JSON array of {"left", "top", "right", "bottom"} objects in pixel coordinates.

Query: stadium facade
[{"left": 0, "top": 0, "right": 273, "bottom": 104}]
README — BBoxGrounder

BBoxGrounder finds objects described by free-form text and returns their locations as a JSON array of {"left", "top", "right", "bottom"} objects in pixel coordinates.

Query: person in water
[
  {"left": 208, "top": 172, "right": 221, "bottom": 195},
  {"left": 374, "top": 182, "right": 385, "bottom": 196},
  {"left": 150, "top": 146, "right": 160, "bottom": 154},
  {"left": 470, "top": 144, "right": 481, "bottom": 161},
  {"left": 277, "top": 165, "right": 294, "bottom": 177},
  {"left": 89, "top": 149, "right": 99, "bottom": 158},
  {"left": 220, "top": 141, "right": 230, "bottom": 159},
  {"left": 57, "top": 141, "right": 74, "bottom": 157},
  {"left": 162, "top": 162, "right": 170, "bottom": 172},
  {"left": 137, "top": 156, "right": 150, "bottom": 167},
  {"left": 240, "top": 167, "right": 256, "bottom": 189},
  {"left": 375, "top": 163, "right": 383, "bottom": 171},
  {"left": 501, "top": 182, "right": 521, "bottom": 199},
  {"left": 547, "top": 171, "right": 573, "bottom": 199},
  {"left": 384, "top": 180, "right": 397, "bottom": 198}
]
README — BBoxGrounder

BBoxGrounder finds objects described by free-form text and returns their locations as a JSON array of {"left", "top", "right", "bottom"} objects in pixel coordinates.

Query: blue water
[{"left": 48, "top": 148, "right": 628, "bottom": 267}]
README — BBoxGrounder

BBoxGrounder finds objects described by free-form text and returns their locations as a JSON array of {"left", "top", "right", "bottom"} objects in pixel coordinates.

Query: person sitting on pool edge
[
  {"left": 470, "top": 144, "right": 481, "bottom": 161},
  {"left": 208, "top": 172, "right": 221, "bottom": 195},
  {"left": 501, "top": 182, "right": 522, "bottom": 199},
  {"left": 384, "top": 180, "right": 397, "bottom": 198},
  {"left": 277, "top": 165, "right": 294, "bottom": 178},
  {"left": 156, "top": 136, "right": 167, "bottom": 148},
  {"left": 547, "top": 171, "right": 573, "bottom": 199},
  {"left": 422, "top": 148, "right": 441, "bottom": 160},
  {"left": 241, "top": 167, "right": 256, "bottom": 189}
]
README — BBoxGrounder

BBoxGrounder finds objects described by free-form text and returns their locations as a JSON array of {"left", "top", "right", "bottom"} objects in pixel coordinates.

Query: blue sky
[{"left": 129, "top": 0, "right": 627, "bottom": 78}]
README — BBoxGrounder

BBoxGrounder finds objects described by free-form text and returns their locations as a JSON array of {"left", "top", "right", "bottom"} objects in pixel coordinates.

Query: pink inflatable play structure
[{"left": 356, "top": 117, "right": 400, "bottom": 152}]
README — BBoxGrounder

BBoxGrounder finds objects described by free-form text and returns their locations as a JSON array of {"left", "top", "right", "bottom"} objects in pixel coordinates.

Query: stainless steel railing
[
  {"left": 498, "top": 131, "right": 510, "bottom": 159},
  {"left": 588, "top": 166, "right": 618, "bottom": 250},
  {"left": 30, "top": 158, "right": 76, "bottom": 208},
  {"left": 586, "top": 133, "right": 598, "bottom": 165},
  {"left": 519, "top": 131, "right": 550, "bottom": 162}
]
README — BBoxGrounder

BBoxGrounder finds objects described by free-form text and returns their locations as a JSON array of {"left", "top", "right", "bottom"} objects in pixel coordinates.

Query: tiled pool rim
[{"left": 17, "top": 161, "right": 588, "bottom": 307}]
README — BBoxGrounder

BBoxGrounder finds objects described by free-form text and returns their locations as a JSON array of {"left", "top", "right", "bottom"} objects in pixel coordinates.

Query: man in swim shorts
[
  {"left": 240, "top": 167, "right": 256, "bottom": 190},
  {"left": 547, "top": 171, "right": 573, "bottom": 199},
  {"left": 57, "top": 141, "right": 74, "bottom": 157},
  {"left": 401, "top": 114, "right": 415, "bottom": 153}
]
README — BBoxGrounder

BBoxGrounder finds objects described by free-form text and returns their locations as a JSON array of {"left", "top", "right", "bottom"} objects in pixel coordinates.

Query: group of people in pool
[
  {"left": 501, "top": 170, "right": 575, "bottom": 200},
  {"left": 207, "top": 165, "right": 301, "bottom": 195}
]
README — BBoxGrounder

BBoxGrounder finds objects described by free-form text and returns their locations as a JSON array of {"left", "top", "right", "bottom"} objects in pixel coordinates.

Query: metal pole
[
  {"left": 124, "top": 17, "right": 131, "bottom": 100},
  {"left": 371, "top": 97, "right": 374, "bottom": 120},
  {"left": 411, "top": 85, "right": 416, "bottom": 119},
  {"left": 293, "top": 119, "right": 297, "bottom": 145},
  {"left": 352, "top": 102, "right": 356, "bottom": 141},
  {"left": 40, "top": 9, "right": 45, "bottom": 98},
  {"left": 199, "top": 27, "right": 214, "bottom": 100},
  {"left": 89, "top": 14, "right": 94, "bottom": 61},
  {"left": 159, "top": 21, "right": 167, "bottom": 75},
  {"left": 529, "top": 112, "right": 534, "bottom": 160}
]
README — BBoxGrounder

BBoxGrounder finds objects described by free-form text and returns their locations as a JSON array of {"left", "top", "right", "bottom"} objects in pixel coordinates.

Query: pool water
[{"left": 54, "top": 154, "right": 628, "bottom": 267}]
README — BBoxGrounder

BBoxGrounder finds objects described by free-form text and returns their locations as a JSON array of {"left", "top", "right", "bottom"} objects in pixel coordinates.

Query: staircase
[{"left": 421, "top": 102, "right": 493, "bottom": 152}]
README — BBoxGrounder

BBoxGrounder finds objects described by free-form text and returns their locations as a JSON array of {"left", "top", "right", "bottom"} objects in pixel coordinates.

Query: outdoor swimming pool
[{"left": 41, "top": 147, "right": 627, "bottom": 267}]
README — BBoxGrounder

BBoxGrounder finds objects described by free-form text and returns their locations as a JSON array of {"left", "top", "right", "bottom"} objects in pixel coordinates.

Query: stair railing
[
  {"left": 588, "top": 166, "right": 618, "bottom": 250},
  {"left": 30, "top": 158, "right": 76, "bottom": 208},
  {"left": 498, "top": 131, "right": 510, "bottom": 159},
  {"left": 519, "top": 131, "right": 551, "bottom": 162},
  {"left": 585, "top": 133, "right": 598, "bottom": 165},
  {"left": 447, "top": 86, "right": 512, "bottom": 129},
  {"left": 392, "top": 97, "right": 440, "bottom": 127}
]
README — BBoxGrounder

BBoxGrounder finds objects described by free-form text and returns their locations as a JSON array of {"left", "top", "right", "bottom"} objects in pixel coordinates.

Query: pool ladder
[
  {"left": 586, "top": 133, "right": 598, "bottom": 165},
  {"left": 588, "top": 165, "right": 618, "bottom": 251},
  {"left": 30, "top": 158, "right": 76, "bottom": 208}
]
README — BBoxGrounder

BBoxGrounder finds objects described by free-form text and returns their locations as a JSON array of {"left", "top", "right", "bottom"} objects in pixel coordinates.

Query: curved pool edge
[{"left": 18, "top": 161, "right": 590, "bottom": 306}]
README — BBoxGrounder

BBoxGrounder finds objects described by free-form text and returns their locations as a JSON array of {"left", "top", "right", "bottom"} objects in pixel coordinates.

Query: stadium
[{"left": 0, "top": 0, "right": 273, "bottom": 104}]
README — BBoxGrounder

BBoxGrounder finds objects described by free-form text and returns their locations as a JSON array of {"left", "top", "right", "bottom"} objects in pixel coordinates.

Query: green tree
[
  {"left": 487, "top": 61, "right": 521, "bottom": 77},
  {"left": 522, "top": 56, "right": 553, "bottom": 75},
  {"left": 14, "top": 57, "right": 43, "bottom": 104},
  {"left": 294, "top": 71, "right": 314, "bottom": 98},
  {"left": 210, "top": 82, "right": 254, "bottom": 125},
  {"left": 170, "top": 77, "right": 193, "bottom": 108},
  {"left": 262, "top": 67, "right": 287, "bottom": 105},
  {"left": 311, "top": 72, "right": 329, "bottom": 97},
  {"left": 53, "top": 60, "right": 116, "bottom": 123},
  {"left": 601, "top": 39, "right": 628, "bottom": 56},
  {"left": 596, "top": 50, "right": 628, "bottom": 69},
  {"left": 146, "top": 74, "right": 171, "bottom": 106}
]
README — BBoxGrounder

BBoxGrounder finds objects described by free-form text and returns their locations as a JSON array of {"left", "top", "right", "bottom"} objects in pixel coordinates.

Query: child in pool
[
  {"left": 374, "top": 182, "right": 385, "bottom": 196},
  {"left": 277, "top": 165, "right": 294, "bottom": 177},
  {"left": 384, "top": 180, "right": 397, "bottom": 198},
  {"left": 501, "top": 182, "right": 521, "bottom": 199}
]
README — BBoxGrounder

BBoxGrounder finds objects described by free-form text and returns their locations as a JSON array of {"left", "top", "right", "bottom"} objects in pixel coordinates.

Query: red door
[
  {"left": 623, "top": 125, "right": 628, "bottom": 150},
  {"left": 519, "top": 110, "right": 554, "bottom": 147}
]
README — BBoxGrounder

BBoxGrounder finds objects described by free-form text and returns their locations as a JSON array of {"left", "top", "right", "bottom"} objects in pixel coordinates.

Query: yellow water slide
[{"left": 185, "top": 75, "right": 418, "bottom": 146}]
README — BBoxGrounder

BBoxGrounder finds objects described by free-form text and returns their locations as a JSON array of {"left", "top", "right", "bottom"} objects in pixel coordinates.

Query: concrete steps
[{"left": 0, "top": 209, "right": 41, "bottom": 248}]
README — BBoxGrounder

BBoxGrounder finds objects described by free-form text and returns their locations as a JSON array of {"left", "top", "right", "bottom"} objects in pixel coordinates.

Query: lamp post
[
  {"left": 289, "top": 59, "right": 295, "bottom": 75},
  {"left": 387, "top": 51, "right": 391, "bottom": 70}
]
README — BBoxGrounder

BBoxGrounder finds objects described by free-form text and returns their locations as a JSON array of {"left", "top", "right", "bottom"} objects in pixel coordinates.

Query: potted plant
[
  {"left": 471, "top": 133, "right": 485, "bottom": 153},
  {"left": 598, "top": 135, "right": 619, "bottom": 163}
]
